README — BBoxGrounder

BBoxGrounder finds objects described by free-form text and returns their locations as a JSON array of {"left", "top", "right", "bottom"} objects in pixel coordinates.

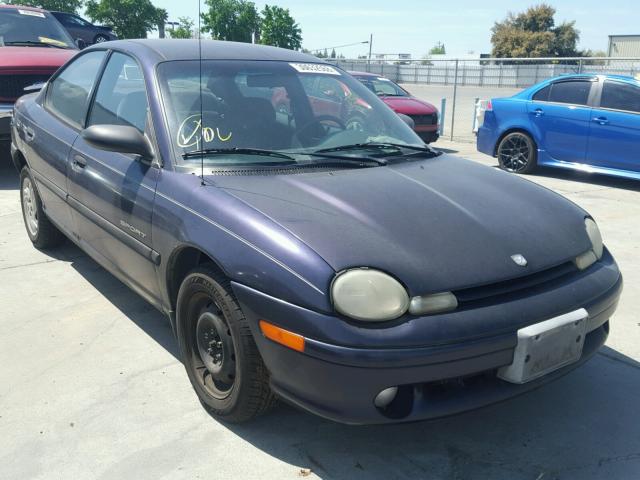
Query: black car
[{"left": 50, "top": 11, "right": 116, "bottom": 45}]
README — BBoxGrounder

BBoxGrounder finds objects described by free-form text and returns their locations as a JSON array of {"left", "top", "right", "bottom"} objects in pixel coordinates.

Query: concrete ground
[{"left": 1, "top": 142, "right": 639, "bottom": 480}]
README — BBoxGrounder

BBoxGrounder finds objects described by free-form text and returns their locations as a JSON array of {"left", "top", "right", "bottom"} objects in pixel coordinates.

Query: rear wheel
[
  {"left": 497, "top": 132, "right": 537, "bottom": 174},
  {"left": 20, "top": 167, "right": 64, "bottom": 249},
  {"left": 93, "top": 34, "right": 109, "bottom": 43},
  {"left": 176, "top": 266, "right": 277, "bottom": 423}
]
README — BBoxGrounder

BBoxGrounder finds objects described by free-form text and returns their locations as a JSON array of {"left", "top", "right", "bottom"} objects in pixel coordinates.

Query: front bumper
[
  {"left": 0, "top": 103, "right": 13, "bottom": 142},
  {"left": 232, "top": 252, "right": 622, "bottom": 424}
]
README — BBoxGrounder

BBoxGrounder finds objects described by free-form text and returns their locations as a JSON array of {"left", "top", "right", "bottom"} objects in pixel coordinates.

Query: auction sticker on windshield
[
  {"left": 289, "top": 63, "right": 341, "bottom": 75},
  {"left": 18, "top": 9, "right": 45, "bottom": 18}
]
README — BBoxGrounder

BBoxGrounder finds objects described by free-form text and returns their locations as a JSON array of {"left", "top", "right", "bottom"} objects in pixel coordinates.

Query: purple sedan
[{"left": 11, "top": 40, "right": 621, "bottom": 424}]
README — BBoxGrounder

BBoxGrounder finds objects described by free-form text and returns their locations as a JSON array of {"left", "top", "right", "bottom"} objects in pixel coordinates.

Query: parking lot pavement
[{"left": 1, "top": 145, "right": 640, "bottom": 480}]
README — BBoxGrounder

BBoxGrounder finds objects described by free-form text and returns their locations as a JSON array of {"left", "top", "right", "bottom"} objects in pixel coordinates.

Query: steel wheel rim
[
  {"left": 22, "top": 177, "right": 38, "bottom": 237},
  {"left": 95, "top": 36, "right": 106, "bottom": 43},
  {"left": 499, "top": 134, "right": 530, "bottom": 172},
  {"left": 191, "top": 300, "right": 236, "bottom": 399}
]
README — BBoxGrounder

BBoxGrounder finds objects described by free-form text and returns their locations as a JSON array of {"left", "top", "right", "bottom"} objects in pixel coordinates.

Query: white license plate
[{"left": 498, "top": 308, "right": 588, "bottom": 384}]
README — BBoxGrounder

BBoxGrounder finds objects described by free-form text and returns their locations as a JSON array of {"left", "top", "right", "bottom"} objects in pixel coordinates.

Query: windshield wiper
[
  {"left": 301, "top": 152, "right": 388, "bottom": 167},
  {"left": 314, "top": 142, "right": 439, "bottom": 157},
  {"left": 5, "top": 41, "right": 71, "bottom": 49},
  {"left": 182, "top": 147, "right": 297, "bottom": 164}
]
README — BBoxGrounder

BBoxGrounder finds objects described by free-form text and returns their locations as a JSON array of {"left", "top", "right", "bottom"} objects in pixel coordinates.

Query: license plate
[{"left": 498, "top": 308, "right": 588, "bottom": 384}]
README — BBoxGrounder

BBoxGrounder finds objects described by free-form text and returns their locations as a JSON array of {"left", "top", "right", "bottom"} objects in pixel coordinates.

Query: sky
[{"left": 151, "top": 0, "right": 637, "bottom": 58}]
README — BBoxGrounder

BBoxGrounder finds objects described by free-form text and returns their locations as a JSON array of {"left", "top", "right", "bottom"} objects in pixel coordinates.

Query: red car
[
  {"left": 0, "top": 5, "right": 77, "bottom": 142},
  {"left": 349, "top": 71, "right": 440, "bottom": 143}
]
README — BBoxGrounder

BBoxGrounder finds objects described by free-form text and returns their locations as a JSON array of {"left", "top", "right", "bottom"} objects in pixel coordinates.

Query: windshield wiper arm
[
  {"left": 182, "top": 147, "right": 297, "bottom": 163},
  {"left": 5, "top": 41, "right": 70, "bottom": 49},
  {"left": 314, "top": 142, "right": 439, "bottom": 157}
]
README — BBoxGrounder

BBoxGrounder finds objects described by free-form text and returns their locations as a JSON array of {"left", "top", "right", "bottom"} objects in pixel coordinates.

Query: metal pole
[
  {"left": 439, "top": 98, "right": 446, "bottom": 136},
  {"left": 450, "top": 59, "right": 459, "bottom": 141},
  {"left": 368, "top": 34, "right": 373, "bottom": 66},
  {"left": 578, "top": 58, "right": 583, "bottom": 74},
  {"left": 472, "top": 97, "right": 480, "bottom": 132}
]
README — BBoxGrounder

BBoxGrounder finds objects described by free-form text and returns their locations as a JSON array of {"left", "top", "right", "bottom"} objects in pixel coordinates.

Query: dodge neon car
[
  {"left": 11, "top": 40, "right": 622, "bottom": 424},
  {"left": 477, "top": 74, "right": 640, "bottom": 180}
]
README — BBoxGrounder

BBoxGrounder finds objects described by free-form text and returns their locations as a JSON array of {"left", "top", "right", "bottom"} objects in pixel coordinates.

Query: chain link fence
[{"left": 333, "top": 57, "right": 640, "bottom": 142}]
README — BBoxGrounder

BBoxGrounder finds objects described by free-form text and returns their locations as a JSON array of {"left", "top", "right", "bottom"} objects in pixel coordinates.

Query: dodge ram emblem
[{"left": 511, "top": 254, "right": 528, "bottom": 267}]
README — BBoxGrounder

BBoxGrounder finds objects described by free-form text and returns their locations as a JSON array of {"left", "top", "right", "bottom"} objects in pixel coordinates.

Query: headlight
[
  {"left": 332, "top": 269, "right": 409, "bottom": 322},
  {"left": 575, "top": 218, "right": 604, "bottom": 270},
  {"left": 585, "top": 218, "right": 603, "bottom": 259}
]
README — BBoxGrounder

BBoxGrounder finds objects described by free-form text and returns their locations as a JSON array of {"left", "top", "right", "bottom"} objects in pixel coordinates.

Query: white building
[{"left": 607, "top": 35, "right": 640, "bottom": 58}]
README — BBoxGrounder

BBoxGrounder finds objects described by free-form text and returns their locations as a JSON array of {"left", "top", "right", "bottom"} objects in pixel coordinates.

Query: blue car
[
  {"left": 11, "top": 40, "right": 621, "bottom": 424},
  {"left": 477, "top": 74, "right": 640, "bottom": 179}
]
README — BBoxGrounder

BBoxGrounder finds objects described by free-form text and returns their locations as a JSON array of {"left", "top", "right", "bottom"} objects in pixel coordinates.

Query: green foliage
[
  {"left": 429, "top": 42, "right": 446, "bottom": 55},
  {"left": 170, "top": 16, "right": 195, "bottom": 39},
  {"left": 201, "top": 0, "right": 260, "bottom": 43},
  {"left": 259, "top": 4, "right": 302, "bottom": 50},
  {"left": 85, "top": 0, "right": 162, "bottom": 39},
  {"left": 5, "top": 0, "right": 83, "bottom": 13},
  {"left": 491, "top": 4, "right": 580, "bottom": 58}
]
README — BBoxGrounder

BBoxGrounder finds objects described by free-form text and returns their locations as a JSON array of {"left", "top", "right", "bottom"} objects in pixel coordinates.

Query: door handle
[
  {"left": 593, "top": 116, "right": 609, "bottom": 125},
  {"left": 531, "top": 108, "right": 544, "bottom": 117},
  {"left": 72, "top": 155, "right": 87, "bottom": 169}
]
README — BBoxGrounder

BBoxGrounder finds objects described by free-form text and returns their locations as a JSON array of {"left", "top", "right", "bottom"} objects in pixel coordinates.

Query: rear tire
[
  {"left": 20, "top": 167, "right": 64, "bottom": 249},
  {"left": 93, "top": 34, "right": 109, "bottom": 44},
  {"left": 497, "top": 132, "right": 537, "bottom": 174},
  {"left": 176, "top": 265, "right": 277, "bottom": 423}
]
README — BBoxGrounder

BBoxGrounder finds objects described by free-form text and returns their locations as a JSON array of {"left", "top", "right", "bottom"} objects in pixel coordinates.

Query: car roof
[
  {"left": 86, "top": 39, "right": 324, "bottom": 63},
  {"left": 348, "top": 70, "right": 380, "bottom": 77},
  {"left": 0, "top": 4, "right": 47, "bottom": 12}
]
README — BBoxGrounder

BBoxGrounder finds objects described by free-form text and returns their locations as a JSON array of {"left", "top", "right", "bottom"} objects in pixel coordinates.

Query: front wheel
[
  {"left": 93, "top": 34, "right": 109, "bottom": 43},
  {"left": 20, "top": 167, "right": 64, "bottom": 249},
  {"left": 497, "top": 132, "right": 537, "bottom": 174},
  {"left": 176, "top": 266, "right": 277, "bottom": 423}
]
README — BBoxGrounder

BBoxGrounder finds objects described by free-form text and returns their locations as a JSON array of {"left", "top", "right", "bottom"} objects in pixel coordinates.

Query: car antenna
[{"left": 198, "top": 0, "right": 205, "bottom": 185}]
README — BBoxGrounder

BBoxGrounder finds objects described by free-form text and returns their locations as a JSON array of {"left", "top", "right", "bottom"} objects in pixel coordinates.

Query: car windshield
[
  {"left": 0, "top": 8, "right": 75, "bottom": 48},
  {"left": 355, "top": 76, "right": 408, "bottom": 97},
  {"left": 157, "top": 60, "right": 423, "bottom": 167}
]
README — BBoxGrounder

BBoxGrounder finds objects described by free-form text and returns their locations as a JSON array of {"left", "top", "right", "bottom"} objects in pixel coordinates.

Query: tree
[
  {"left": 5, "top": 0, "right": 83, "bottom": 13},
  {"left": 259, "top": 5, "right": 302, "bottom": 50},
  {"left": 429, "top": 42, "right": 446, "bottom": 55},
  {"left": 491, "top": 4, "right": 580, "bottom": 58},
  {"left": 201, "top": 0, "right": 260, "bottom": 43},
  {"left": 170, "top": 17, "right": 195, "bottom": 39},
  {"left": 330, "top": 48, "right": 336, "bottom": 59},
  {"left": 85, "top": 0, "right": 161, "bottom": 39},
  {"left": 155, "top": 7, "right": 168, "bottom": 39}
]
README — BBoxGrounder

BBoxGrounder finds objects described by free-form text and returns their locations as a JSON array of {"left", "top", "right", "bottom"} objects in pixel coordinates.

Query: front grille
[
  {"left": 453, "top": 260, "right": 582, "bottom": 308},
  {"left": 0, "top": 74, "right": 50, "bottom": 102},
  {"left": 409, "top": 113, "right": 437, "bottom": 125}
]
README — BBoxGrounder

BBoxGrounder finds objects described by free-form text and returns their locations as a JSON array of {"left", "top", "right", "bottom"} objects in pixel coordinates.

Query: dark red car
[
  {"left": 0, "top": 5, "right": 77, "bottom": 142},
  {"left": 350, "top": 71, "right": 440, "bottom": 143}
]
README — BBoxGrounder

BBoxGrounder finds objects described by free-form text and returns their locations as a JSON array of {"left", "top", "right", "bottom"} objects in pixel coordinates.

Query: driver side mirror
[
  {"left": 76, "top": 38, "right": 86, "bottom": 50},
  {"left": 81, "top": 125, "right": 155, "bottom": 161}
]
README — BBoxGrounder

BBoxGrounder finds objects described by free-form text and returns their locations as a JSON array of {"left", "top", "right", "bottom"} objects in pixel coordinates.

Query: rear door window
[
  {"left": 547, "top": 81, "right": 591, "bottom": 106},
  {"left": 600, "top": 81, "right": 640, "bottom": 113}
]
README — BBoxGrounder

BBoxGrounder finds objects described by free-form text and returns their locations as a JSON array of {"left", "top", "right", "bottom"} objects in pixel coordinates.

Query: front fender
[{"left": 152, "top": 170, "right": 335, "bottom": 314}]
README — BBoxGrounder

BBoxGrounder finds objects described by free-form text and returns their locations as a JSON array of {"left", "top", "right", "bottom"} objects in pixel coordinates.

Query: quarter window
[
  {"left": 547, "top": 81, "right": 591, "bottom": 106},
  {"left": 600, "top": 81, "right": 640, "bottom": 113},
  {"left": 532, "top": 85, "right": 550, "bottom": 102},
  {"left": 88, "top": 52, "right": 149, "bottom": 133},
  {"left": 46, "top": 50, "right": 106, "bottom": 127}
]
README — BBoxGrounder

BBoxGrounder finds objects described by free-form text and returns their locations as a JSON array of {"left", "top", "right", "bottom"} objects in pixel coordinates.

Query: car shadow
[
  {"left": 0, "top": 148, "right": 19, "bottom": 190},
  {"left": 65, "top": 245, "right": 180, "bottom": 360},
  {"left": 49, "top": 240, "right": 640, "bottom": 479}
]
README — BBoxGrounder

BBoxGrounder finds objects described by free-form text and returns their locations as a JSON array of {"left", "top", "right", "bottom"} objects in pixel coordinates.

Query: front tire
[
  {"left": 20, "top": 167, "right": 64, "bottom": 249},
  {"left": 497, "top": 131, "right": 537, "bottom": 174},
  {"left": 176, "top": 266, "right": 276, "bottom": 423},
  {"left": 93, "top": 34, "right": 109, "bottom": 44}
]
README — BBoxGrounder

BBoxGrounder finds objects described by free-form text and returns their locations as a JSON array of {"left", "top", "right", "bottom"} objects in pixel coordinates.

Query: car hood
[
  {"left": 209, "top": 155, "right": 591, "bottom": 295},
  {"left": 0, "top": 46, "right": 76, "bottom": 72},
  {"left": 382, "top": 96, "right": 437, "bottom": 114}
]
